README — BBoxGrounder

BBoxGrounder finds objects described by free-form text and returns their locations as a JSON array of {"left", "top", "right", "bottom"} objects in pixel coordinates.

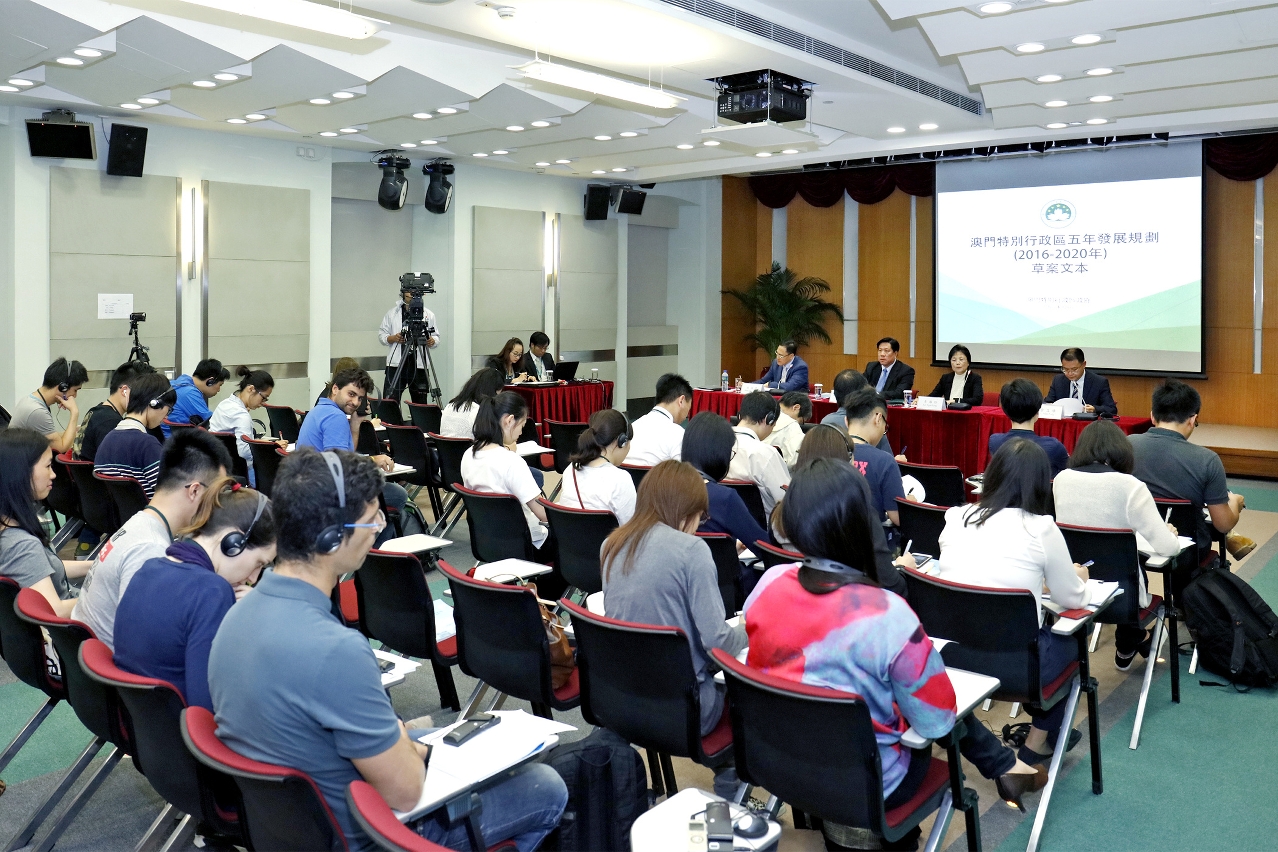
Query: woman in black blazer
[{"left": 930, "top": 344, "right": 984, "bottom": 406}]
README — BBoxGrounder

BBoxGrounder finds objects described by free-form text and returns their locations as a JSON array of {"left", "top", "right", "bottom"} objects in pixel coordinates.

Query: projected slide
[{"left": 936, "top": 170, "right": 1202, "bottom": 374}]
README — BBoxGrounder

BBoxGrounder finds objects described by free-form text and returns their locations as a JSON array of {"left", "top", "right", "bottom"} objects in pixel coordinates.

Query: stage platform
[{"left": 1191, "top": 424, "right": 1278, "bottom": 479}]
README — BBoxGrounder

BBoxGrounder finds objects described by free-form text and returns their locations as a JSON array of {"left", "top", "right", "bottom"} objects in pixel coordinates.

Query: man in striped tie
[{"left": 1044, "top": 347, "right": 1117, "bottom": 416}]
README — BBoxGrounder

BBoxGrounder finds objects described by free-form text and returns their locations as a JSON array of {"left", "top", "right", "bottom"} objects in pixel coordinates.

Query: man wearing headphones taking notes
[
  {"left": 94, "top": 372, "right": 178, "bottom": 497},
  {"left": 164, "top": 358, "right": 230, "bottom": 436},
  {"left": 727, "top": 391, "right": 791, "bottom": 515},
  {"left": 9, "top": 356, "right": 88, "bottom": 454}
]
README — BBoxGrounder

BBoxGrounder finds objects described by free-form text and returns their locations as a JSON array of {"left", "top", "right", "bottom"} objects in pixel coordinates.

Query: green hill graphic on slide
[
  {"left": 937, "top": 275, "right": 1044, "bottom": 342},
  {"left": 1001, "top": 281, "right": 1201, "bottom": 351}
]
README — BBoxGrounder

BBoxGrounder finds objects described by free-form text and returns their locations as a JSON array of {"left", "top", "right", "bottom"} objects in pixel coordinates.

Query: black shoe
[
  {"left": 994, "top": 766, "right": 1048, "bottom": 813},
  {"left": 1017, "top": 728, "right": 1082, "bottom": 765},
  {"left": 1115, "top": 648, "right": 1138, "bottom": 672}
]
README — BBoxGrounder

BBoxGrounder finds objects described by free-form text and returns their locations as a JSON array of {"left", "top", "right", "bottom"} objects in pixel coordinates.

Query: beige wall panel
[
  {"left": 474, "top": 208, "right": 543, "bottom": 271},
  {"left": 559, "top": 272, "right": 618, "bottom": 330},
  {"left": 560, "top": 215, "right": 617, "bottom": 273},
  {"left": 207, "top": 259, "right": 309, "bottom": 339},
  {"left": 560, "top": 328, "right": 619, "bottom": 351},
  {"left": 628, "top": 356, "right": 680, "bottom": 395},
  {"left": 207, "top": 183, "right": 310, "bottom": 262},
  {"left": 207, "top": 333, "right": 308, "bottom": 364},
  {"left": 472, "top": 268, "right": 545, "bottom": 331},
  {"left": 50, "top": 168, "right": 177, "bottom": 257},
  {"left": 331, "top": 199, "right": 412, "bottom": 348}
]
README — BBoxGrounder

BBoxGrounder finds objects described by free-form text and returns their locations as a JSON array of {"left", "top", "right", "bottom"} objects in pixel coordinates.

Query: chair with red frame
[
  {"left": 438, "top": 560, "right": 580, "bottom": 719},
  {"left": 346, "top": 781, "right": 519, "bottom": 852},
  {"left": 243, "top": 437, "right": 288, "bottom": 498},
  {"left": 46, "top": 451, "right": 84, "bottom": 551},
  {"left": 561, "top": 600, "right": 734, "bottom": 801},
  {"left": 696, "top": 532, "right": 745, "bottom": 616},
  {"left": 539, "top": 500, "right": 618, "bottom": 596},
  {"left": 897, "top": 462, "right": 967, "bottom": 508},
  {"left": 720, "top": 479, "right": 767, "bottom": 528},
  {"left": 427, "top": 434, "right": 471, "bottom": 538},
  {"left": 163, "top": 418, "right": 197, "bottom": 435},
  {"left": 63, "top": 454, "right": 121, "bottom": 541},
  {"left": 454, "top": 484, "right": 546, "bottom": 566},
  {"left": 79, "top": 639, "right": 248, "bottom": 849},
  {"left": 895, "top": 498, "right": 949, "bottom": 559},
  {"left": 383, "top": 424, "right": 444, "bottom": 519},
  {"left": 407, "top": 402, "right": 443, "bottom": 435},
  {"left": 711, "top": 648, "right": 973, "bottom": 852},
  {"left": 93, "top": 470, "right": 150, "bottom": 526},
  {"left": 264, "top": 403, "right": 302, "bottom": 442},
  {"left": 11, "top": 590, "right": 137, "bottom": 852},
  {"left": 618, "top": 463, "right": 651, "bottom": 491},
  {"left": 181, "top": 706, "right": 347, "bottom": 851},
  {"left": 208, "top": 431, "right": 250, "bottom": 480}
]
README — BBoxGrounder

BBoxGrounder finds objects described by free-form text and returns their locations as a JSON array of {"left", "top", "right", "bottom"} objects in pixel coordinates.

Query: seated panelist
[
  {"left": 759, "top": 340, "right": 809, "bottom": 392},
  {"left": 515, "top": 331, "right": 564, "bottom": 384},
  {"left": 488, "top": 337, "right": 532, "bottom": 384},
  {"left": 930, "top": 344, "right": 984, "bottom": 406},
  {"left": 863, "top": 337, "right": 915, "bottom": 401},
  {"left": 1044, "top": 347, "right": 1117, "bottom": 416}
]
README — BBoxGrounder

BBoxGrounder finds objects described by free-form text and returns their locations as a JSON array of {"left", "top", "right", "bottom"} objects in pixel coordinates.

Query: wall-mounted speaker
[
  {"left": 616, "top": 188, "right": 647, "bottom": 215},
  {"left": 26, "top": 110, "right": 96, "bottom": 159},
  {"left": 106, "top": 124, "right": 148, "bottom": 177},
  {"left": 584, "top": 184, "right": 610, "bottom": 221}
]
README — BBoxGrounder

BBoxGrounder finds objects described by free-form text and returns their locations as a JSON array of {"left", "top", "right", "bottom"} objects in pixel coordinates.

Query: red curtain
[
  {"left": 748, "top": 162, "right": 934, "bottom": 209},
  {"left": 1204, "top": 132, "right": 1278, "bottom": 182}
]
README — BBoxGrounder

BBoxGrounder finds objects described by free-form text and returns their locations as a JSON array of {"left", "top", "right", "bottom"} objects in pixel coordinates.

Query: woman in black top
[{"left": 930, "top": 344, "right": 984, "bottom": 406}]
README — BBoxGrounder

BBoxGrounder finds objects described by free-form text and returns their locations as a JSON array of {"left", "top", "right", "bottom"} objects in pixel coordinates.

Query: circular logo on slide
[{"left": 1041, "top": 199, "right": 1075, "bottom": 228}]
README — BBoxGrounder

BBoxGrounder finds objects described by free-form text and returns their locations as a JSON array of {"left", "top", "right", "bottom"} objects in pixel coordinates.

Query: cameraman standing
[{"left": 379, "top": 282, "right": 439, "bottom": 404}]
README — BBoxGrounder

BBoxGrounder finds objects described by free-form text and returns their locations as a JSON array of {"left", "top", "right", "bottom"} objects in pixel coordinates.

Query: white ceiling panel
[
  {"left": 0, "top": 0, "right": 100, "bottom": 76},
  {"left": 168, "top": 45, "right": 365, "bottom": 121}
]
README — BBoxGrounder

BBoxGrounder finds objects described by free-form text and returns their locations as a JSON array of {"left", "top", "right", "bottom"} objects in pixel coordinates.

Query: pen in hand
[{"left": 1164, "top": 507, "right": 1172, "bottom": 523}]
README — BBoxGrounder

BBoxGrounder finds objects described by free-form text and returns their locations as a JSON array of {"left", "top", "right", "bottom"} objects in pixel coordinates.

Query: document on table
[
  {"left": 472, "top": 558, "right": 552, "bottom": 582},
  {"left": 516, "top": 441, "right": 551, "bottom": 457},
  {"left": 1135, "top": 533, "right": 1195, "bottom": 556}
]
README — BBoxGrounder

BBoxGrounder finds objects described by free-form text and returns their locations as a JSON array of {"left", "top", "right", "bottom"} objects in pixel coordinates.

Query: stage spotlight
[
  {"left": 375, "top": 151, "right": 412, "bottom": 210},
  {"left": 423, "top": 159, "right": 455, "bottom": 215}
]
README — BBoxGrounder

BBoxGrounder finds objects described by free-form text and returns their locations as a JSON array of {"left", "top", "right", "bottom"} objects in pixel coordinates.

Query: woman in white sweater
[
  {"left": 208, "top": 367, "right": 278, "bottom": 487},
  {"left": 439, "top": 367, "right": 504, "bottom": 439},
  {"left": 557, "top": 408, "right": 636, "bottom": 524},
  {"left": 938, "top": 438, "right": 1088, "bottom": 766},
  {"left": 1054, "top": 419, "right": 1181, "bottom": 671}
]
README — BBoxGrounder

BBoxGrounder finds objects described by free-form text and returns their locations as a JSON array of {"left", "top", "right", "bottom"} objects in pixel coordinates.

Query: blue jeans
[
  {"left": 376, "top": 482, "right": 409, "bottom": 547},
  {"left": 1030, "top": 624, "right": 1078, "bottom": 735},
  {"left": 411, "top": 763, "right": 567, "bottom": 852}
]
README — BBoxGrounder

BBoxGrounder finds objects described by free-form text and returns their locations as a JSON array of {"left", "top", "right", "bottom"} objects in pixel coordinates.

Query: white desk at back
[
  {"left": 1042, "top": 581, "right": 1123, "bottom": 635},
  {"left": 631, "top": 788, "right": 781, "bottom": 852},
  {"left": 395, "top": 709, "right": 575, "bottom": 822},
  {"left": 900, "top": 667, "right": 1000, "bottom": 749}
]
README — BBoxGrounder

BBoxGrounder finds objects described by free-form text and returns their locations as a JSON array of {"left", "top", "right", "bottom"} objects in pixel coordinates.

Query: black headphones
[
  {"left": 148, "top": 388, "right": 179, "bottom": 409},
  {"left": 763, "top": 409, "right": 778, "bottom": 426},
  {"left": 57, "top": 360, "right": 72, "bottom": 394},
  {"left": 314, "top": 451, "right": 348, "bottom": 555},
  {"left": 616, "top": 431, "right": 628, "bottom": 449},
  {"left": 221, "top": 490, "right": 268, "bottom": 557}
]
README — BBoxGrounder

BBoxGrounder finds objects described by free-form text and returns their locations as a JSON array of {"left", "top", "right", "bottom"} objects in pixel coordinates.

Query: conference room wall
[
  {"left": 786, "top": 196, "right": 845, "bottom": 390},
  {"left": 471, "top": 206, "right": 545, "bottom": 370},
  {"left": 559, "top": 213, "right": 618, "bottom": 383},
  {"left": 0, "top": 120, "right": 13, "bottom": 407}
]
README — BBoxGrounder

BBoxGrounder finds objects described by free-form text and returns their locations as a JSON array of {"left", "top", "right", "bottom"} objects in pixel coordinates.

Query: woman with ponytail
[
  {"left": 460, "top": 391, "right": 553, "bottom": 558},
  {"left": 209, "top": 366, "right": 282, "bottom": 486},
  {"left": 114, "top": 477, "right": 276, "bottom": 710},
  {"left": 556, "top": 409, "right": 635, "bottom": 523}
]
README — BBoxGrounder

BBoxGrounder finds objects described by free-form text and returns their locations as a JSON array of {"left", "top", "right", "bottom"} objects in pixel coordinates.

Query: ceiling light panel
[
  {"left": 173, "top": 0, "right": 378, "bottom": 39},
  {"left": 515, "top": 60, "right": 685, "bottom": 110}
]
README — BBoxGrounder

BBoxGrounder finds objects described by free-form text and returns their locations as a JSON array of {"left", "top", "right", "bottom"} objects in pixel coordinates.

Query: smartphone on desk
[
  {"left": 443, "top": 712, "right": 501, "bottom": 746},
  {"left": 910, "top": 553, "right": 933, "bottom": 570}
]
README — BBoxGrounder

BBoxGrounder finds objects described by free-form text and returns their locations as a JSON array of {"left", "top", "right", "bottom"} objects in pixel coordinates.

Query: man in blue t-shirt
[
  {"left": 988, "top": 378, "right": 1069, "bottom": 477},
  {"left": 163, "top": 358, "right": 228, "bottom": 436},
  {"left": 208, "top": 449, "right": 567, "bottom": 851},
  {"left": 842, "top": 389, "right": 908, "bottom": 539}
]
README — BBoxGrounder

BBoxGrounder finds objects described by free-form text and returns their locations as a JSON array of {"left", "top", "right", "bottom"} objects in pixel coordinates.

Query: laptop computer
[{"left": 553, "top": 360, "right": 579, "bottom": 381}]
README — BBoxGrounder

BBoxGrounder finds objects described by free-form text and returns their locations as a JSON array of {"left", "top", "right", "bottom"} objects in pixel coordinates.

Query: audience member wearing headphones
[
  {"left": 75, "top": 360, "right": 155, "bottom": 462},
  {"left": 842, "top": 388, "right": 910, "bottom": 535},
  {"left": 9, "top": 357, "right": 89, "bottom": 454},
  {"left": 726, "top": 391, "right": 791, "bottom": 515},
  {"left": 74, "top": 429, "right": 232, "bottom": 650},
  {"left": 210, "top": 367, "right": 282, "bottom": 486},
  {"left": 94, "top": 372, "right": 178, "bottom": 497},
  {"left": 680, "top": 412, "right": 767, "bottom": 554},
  {"left": 765, "top": 390, "right": 812, "bottom": 468},
  {"left": 937, "top": 438, "right": 1089, "bottom": 765},
  {"left": 164, "top": 358, "right": 231, "bottom": 436},
  {"left": 0, "top": 429, "right": 92, "bottom": 618},
  {"left": 115, "top": 481, "right": 275, "bottom": 711},
  {"left": 601, "top": 460, "right": 747, "bottom": 799},
  {"left": 439, "top": 367, "right": 505, "bottom": 439},
  {"left": 557, "top": 409, "right": 636, "bottom": 524},
  {"left": 818, "top": 369, "right": 904, "bottom": 461},
  {"left": 743, "top": 460, "right": 1047, "bottom": 848},
  {"left": 207, "top": 448, "right": 568, "bottom": 850},
  {"left": 461, "top": 392, "right": 555, "bottom": 559}
]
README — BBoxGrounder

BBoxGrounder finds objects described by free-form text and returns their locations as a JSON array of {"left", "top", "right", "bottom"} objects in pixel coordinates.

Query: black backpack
[
  {"left": 1181, "top": 567, "right": 1278, "bottom": 689},
  {"left": 542, "top": 727, "right": 649, "bottom": 851}
]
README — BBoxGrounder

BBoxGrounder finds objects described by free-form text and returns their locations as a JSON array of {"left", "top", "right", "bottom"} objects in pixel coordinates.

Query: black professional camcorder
[{"left": 398, "top": 272, "right": 436, "bottom": 345}]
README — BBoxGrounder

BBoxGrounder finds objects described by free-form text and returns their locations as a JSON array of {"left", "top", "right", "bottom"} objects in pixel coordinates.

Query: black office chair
[
  {"left": 64, "top": 456, "right": 121, "bottom": 540},
  {"left": 898, "top": 462, "right": 967, "bottom": 507},
  {"left": 244, "top": 439, "right": 287, "bottom": 498},
  {"left": 1153, "top": 497, "right": 1220, "bottom": 700},
  {"left": 440, "top": 560, "right": 580, "bottom": 719},
  {"left": 94, "top": 471, "right": 150, "bottom": 526},
  {"left": 46, "top": 451, "right": 85, "bottom": 551},
  {"left": 407, "top": 402, "right": 443, "bottom": 435},
  {"left": 357, "top": 420, "right": 383, "bottom": 455},
  {"left": 263, "top": 404, "right": 302, "bottom": 442},
  {"left": 540, "top": 500, "right": 618, "bottom": 596},
  {"left": 895, "top": 498, "right": 949, "bottom": 558},
  {"left": 619, "top": 464, "right": 651, "bottom": 491},
  {"left": 721, "top": 479, "right": 768, "bottom": 528},
  {"left": 428, "top": 434, "right": 472, "bottom": 537},
  {"left": 383, "top": 424, "right": 444, "bottom": 518},
  {"left": 208, "top": 431, "right": 250, "bottom": 480},
  {"left": 547, "top": 420, "right": 589, "bottom": 476},
  {"left": 697, "top": 532, "right": 744, "bottom": 616},
  {"left": 374, "top": 398, "right": 404, "bottom": 426},
  {"left": 752, "top": 540, "right": 803, "bottom": 570},
  {"left": 454, "top": 484, "right": 543, "bottom": 565}
]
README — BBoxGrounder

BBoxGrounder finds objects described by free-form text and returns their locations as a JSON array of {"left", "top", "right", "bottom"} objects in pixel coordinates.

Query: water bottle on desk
[
  {"left": 721, "top": 370, "right": 729, "bottom": 392},
  {"left": 903, "top": 390, "right": 915, "bottom": 407}
]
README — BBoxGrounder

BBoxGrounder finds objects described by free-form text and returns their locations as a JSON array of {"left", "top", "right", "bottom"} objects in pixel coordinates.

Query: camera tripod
[
  {"left": 387, "top": 330, "right": 443, "bottom": 406},
  {"left": 127, "top": 317, "right": 151, "bottom": 364}
]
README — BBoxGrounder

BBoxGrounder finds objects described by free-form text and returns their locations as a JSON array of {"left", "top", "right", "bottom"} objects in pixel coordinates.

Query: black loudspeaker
[
  {"left": 26, "top": 116, "right": 96, "bottom": 159},
  {"left": 106, "top": 124, "right": 148, "bottom": 176},
  {"left": 616, "top": 188, "right": 647, "bottom": 215},
  {"left": 584, "top": 184, "right": 610, "bottom": 221}
]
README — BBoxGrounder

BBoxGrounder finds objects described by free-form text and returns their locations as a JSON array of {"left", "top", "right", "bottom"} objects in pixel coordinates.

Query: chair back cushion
[
  {"left": 408, "top": 403, "right": 443, "bottom": 435},
  {"left": 355, "top": 552, "right": 438, "bottom": 660},
  {"left": 752, "top": 541, "right": 804, "bottom": 570},
  {"left": 47, "top": 451, "right": 82, "bottom": 520},
  {"left": 245, "top": 440, "right": 286, "bottom": 497},
  {"left": 97, "top": 474, "right": 150, "bottom": 524},
  {"left": 384, "top": 425, "right": 432, "bottom": 487},
  {"left": 0, "top": 579, "right": 63, "bottom": 698},
  {"left": 897, "top": 463, "right": 965, "bottom": 507},
  {"left": 264, "top": 405, "right": 301, "bottom": 442},
  {"left": 619, "top": 465, "right": 650, "bottom": 490},
  {"left": 721, "top": 480, "right": 767, "bottom": 528},
  {"left": 696, "top": 533, "right": 742, "bottom": 616},
  {"left": 547, "top": 421, "right": 589, "bottom": 475},
  {"left": 66, "top": 458, "right": 121, "bottom": 536},
  {"left": 429, "top": 435, "right": 471, "bottom": 490},
  {"left": 541, "top": 502, "right": 617, "bottom": 594},
  {"left": 894, "top": 499, "right": 948, "bottom": 559},
  {"left": 209, "top": 432, "right": 249, "bottom": 479},
  {"left": 455, "top": 485, "right": 535, "bottom": 564},
  {"left": 1058, "top": 525, "right": 1142, "bottom": 623}
]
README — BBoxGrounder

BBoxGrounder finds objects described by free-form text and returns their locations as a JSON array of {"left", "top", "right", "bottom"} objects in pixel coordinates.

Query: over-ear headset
[
  {"left": 221, "top": 490, "right": 268, "bottom": 557},
  {"left": 148, "top": 388, "right": 179, "bottom": 409},
  {"left": 616, "top": 431, "right": 628, "bottom": 449},
  {"left": 314, "top": 451, "right": 348, "bottom": 555},
  {"left": 763, "top": 409, "right": 778, "bottom": 426},
  {"left": 57, "top": 360, "right": 72, "bottom": 394}
]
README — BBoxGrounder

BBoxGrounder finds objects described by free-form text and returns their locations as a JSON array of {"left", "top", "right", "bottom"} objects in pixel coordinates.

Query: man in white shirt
[
  {"left": 765, "top": 391, "right": 811, "bottom": 468},
  {"left": 379, "top": 282, "right": 440, "bottom": 404},
  {"left": 727, "top": 392, "right": 790, "bottom": 514},
  {"left": 626, "top": 373, "right": 693, "bottom": 466}
]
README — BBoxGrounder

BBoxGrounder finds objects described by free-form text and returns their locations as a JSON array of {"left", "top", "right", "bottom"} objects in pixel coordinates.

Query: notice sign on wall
[{"left": 97, "top": 293, "right": 134, "bottom": 320}]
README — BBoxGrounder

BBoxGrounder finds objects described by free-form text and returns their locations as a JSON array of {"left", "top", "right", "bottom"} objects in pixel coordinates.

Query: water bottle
[{"left": 721, "top": 370, "right": 729, "bottom": 392}]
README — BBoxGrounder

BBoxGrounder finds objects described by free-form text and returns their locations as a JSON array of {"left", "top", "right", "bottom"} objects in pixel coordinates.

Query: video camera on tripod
[{"left": 398, "top": 273, "right": 437, "bottom": 346}]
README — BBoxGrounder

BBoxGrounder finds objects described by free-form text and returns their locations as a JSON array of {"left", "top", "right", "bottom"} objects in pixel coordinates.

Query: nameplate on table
[
  {"left": 472, "top": 559, "right": 552, "bottom": 582},
  {"left": 1038, "top": 403, "right": 1064, "bottom": 420},
  {"left": 741, "top": 382, "right": 764, "bottom": 393},
  {"left": 916, "top": 396, "right": 947, "bottom": 412}
]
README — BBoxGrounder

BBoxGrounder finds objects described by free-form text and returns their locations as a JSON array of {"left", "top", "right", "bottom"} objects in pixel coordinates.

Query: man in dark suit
[
  {"left": 516, "top": 331, "right": 557, "bottom": 382},
  {"left": 1044, "top": 347, "right": 1117, "bottom": 415},
  {"left": 759, "top": 340, "right": 809, "bottom": 392},
  {"left": 863, "top": 337, "right": 915, "bottom": 400}
]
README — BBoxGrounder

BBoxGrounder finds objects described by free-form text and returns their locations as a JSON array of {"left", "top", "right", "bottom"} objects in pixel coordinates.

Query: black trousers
[{"left": 385, "top": 359, "right": 432, "bottom": 404}]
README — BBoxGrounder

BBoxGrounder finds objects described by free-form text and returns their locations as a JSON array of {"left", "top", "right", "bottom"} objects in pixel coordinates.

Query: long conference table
[
  {"left": 508, "top": 381, "right": 614, "bottom": 443},
  {"left": 691, "top": 389, "right": 1152, "bottom": 477}
]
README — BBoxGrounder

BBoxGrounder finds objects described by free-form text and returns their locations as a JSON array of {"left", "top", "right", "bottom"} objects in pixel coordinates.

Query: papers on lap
[{"left": 472, "top": 559, "right": 552, "bottom": 582}]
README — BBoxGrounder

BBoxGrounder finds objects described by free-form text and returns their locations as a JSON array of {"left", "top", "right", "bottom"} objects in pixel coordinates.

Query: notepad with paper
[
  {"left": 472, "top": 559, "right": 552, "bottom": 582},
  {"left": 379, "top": 533, "right": 452, "bottom": 554},
  {"left": 516, "top": 441, "right": 551, "bottom": 457}
]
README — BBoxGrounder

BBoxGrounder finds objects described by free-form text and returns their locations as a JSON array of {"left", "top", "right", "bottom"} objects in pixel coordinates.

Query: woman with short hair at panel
[
  {"left": 743, "top": 460, "right": 1046, "bottom": 843},
  {"left": 440, "top": 368, "right": 505, "bottom": 439},
  {"left": 556, "top": 409, "right": 636, "bottom": 524},
  {"left": 1053, "top": 419, "right": 1181, "bottom": 672},
  {"left": 114, "top": 479, "right": 276, "bottom": 711},
  {"left": 929, "top": 344, "right": 984, "bottom": 407},
  {"left": 210, "top": 367, "right": 283, "bottom": 487},
  {"left": 601, "top": 459, "right": 747, "bottom": 798},
  {"left": 938, "top": 438, "right": 1089, "bottom": 765},
  {"left": 488, "top": 337, "right": 533, "bottom": 384},
  {"left": 680, "top": 412, "right": 768, "bottom": 554},
  {"left": 0, "top": 429, "right": 91, "bottom": 618}
]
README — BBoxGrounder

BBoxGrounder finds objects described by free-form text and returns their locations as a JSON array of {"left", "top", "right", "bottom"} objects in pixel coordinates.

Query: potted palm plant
[{"left": 722, "top": 262, "right": 844, "bottom": 355}]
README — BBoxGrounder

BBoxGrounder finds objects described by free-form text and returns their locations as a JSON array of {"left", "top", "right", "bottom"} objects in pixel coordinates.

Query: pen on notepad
[{"left": 904, "top": 540, "right": 913, "bottom": 555}]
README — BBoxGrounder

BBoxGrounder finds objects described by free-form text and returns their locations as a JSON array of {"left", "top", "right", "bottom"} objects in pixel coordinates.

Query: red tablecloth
[
  {"left": 509, "top": 381, "right": 614, "bottom": 442},
  {"left": 883, "top": 405, "right": 1152, "bottom": 477},
  {"left": 693, "top": 389, "right": 839, "bottom": 422}
]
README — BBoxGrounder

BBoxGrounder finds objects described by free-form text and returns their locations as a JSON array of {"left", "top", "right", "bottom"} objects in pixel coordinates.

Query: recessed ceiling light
[
  {"left": 1086, "top": 67, "right": 1114, "bottom": 76},
  {"left": 332, "top": 91, "right": 356, "bottom": 99},
  {"left": 137, "top": 97, "right": 160, "bottom": 105},
  {"left": 73, "top": 48, "right": 102, "bottom": 58},
  {"left": 245, "top": 113, "right": 267, "bottom": 120},
  {"left": 1089, "top": 94, "right": 1113, "bottom": 103},
  {"left": 472, "top": 152, "right": 488, "bottom": 157},
  {"left": 56, "top": 57, "right": 84, "bottom": 66},
  {"left": 979, "top": 1, "right": 1013, "bottom": 12},
  {"left": 1015, "top": 43, "right": 1045, "bottom": 53},
  {"left": 506, "top": 125, "right": 524, "bottom": 131},
  {"left": 214, "top": 73, "right": 239, "bottom": 81},
  {"left": 676, "top": 144, "right": 694, "bottom": 149},
  {"left": 1043, "top": 0, "right": 1073, "bottom": 3},
  {"left": 492, "top": 150, "right": 509, "bottom": 155},
  {"left": 594, "top": 135, "right": 612, "bottom": 141},
  {"left": 703, "top": 139, "right": 720, "bottom": 146},
  {"left": 339, "top": 127, "right": 359, "bottom": 133},
  {"left": 1045, "top": 100, "right": 1068, "bottom": 107},
  {"left": 619, "top": 131, "right": 639, "bottom": 137},
  {"left": 121, "top": 103, "right": 142, "bottom": 110},
  {"left": 318, "top": 129, "right": 338, "bottom": 135},
  {"left": 592, "top": 170, "right": 606, "bottom": 174},
  {"left": 887, "top": 126, "right": 906, "bottom": 133},
  {"left": 781, "top": 148, "right": 799, "bottom": 154},
  {"left": 0, "top": 85, "right": 19, "bottom": 93},
  {"left": 192, "top": 79, "right": 216, "bottom": 87},
  {"left": 401, "top": 142, "right": 417, "bottom": 147},
  {"left": 9, "top": 79, "right": 34, "bottom": 87},
  {"left": 309, "top": 98, "right": 331, "bottom": 105},
  {"left": 420, "top": 139, "right": 438, "bottom": 145},
  {"left": 755, "top": 152, "right": 772, "bottom": 158},
  {"left": 555, "top": 159, "right": 572, "bottom": 164},
  {"left": 1086, "top": 117, "right": 1108, "bottom": 124},
  {"left": 531, "top": 120, "right": 551, "bottom": 127},
  {"left": 611, "top": 167, "right": 627, "bottom": 172},
  {"left": 535, "top": 161, "right": 550, "bottom": 166},
  {"left": 230, "top": 118, "right": 250, "bottom": 124},
  {"left": 437, "top": 107, "right": 458, "bottom": 114},
  {"left": 413, "top": 112, "right": 432, "bottom": 119},
  {"left": 1036, "top": 74, "right": 1063, "bottom": 83},
  {"left": 919, "top": 123, "right": 938, "bottom": 130},
  {"left": 1071, "top": 33, "right": 1102, "bottom": 45},
  {"left": 1046, "top": 122, "right": 1068, "bottom": 129}
]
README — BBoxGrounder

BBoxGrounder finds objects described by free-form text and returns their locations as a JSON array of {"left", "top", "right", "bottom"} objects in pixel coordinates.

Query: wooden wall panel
[
  {"left": 786, "top": 197, "right": 844, "bottom": 390},
  {"left": 721, "top": 176, "right": 761, "bottom": 383}
]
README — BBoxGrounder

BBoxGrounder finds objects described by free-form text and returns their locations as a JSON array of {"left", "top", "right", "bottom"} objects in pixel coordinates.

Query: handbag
[{"left": 522, "top": 579, "right": 576, "bottom": 689}]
